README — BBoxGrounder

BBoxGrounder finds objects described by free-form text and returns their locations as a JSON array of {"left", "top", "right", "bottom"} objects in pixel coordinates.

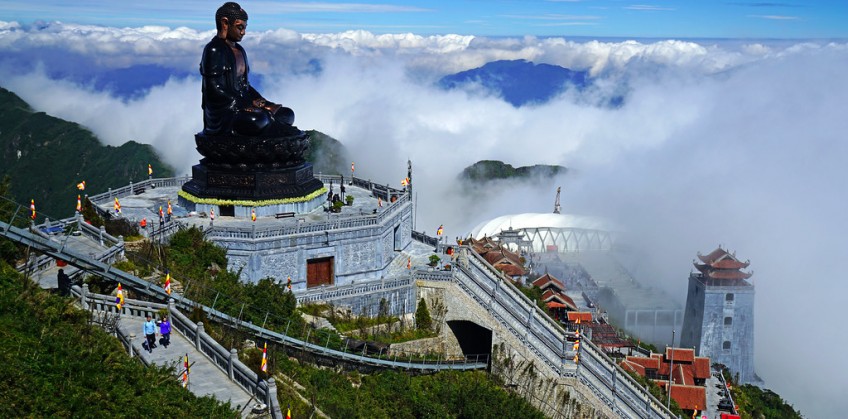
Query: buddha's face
[{"left": 224, "top": 18, "right": 247, "bottom": 43}]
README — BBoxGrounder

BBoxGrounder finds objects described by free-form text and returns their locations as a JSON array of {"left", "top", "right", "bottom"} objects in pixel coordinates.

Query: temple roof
[
  {"left": 566, "top": 311, "right": 593, "bottom": 323},
  {"left": 541, "top": 289, "right": 577, "bottom": 310},
  {"left": 533, "top": 273, "right": 565, "bottom": 292},
  {"left": 665, "top": 347, "right": 695, "bottom": 363},
  {"left": 664, "top": 384, "right": 706, "bottom": 411},
  {"left": 694, "top": 246, "right": 752, "bottom": 281}
]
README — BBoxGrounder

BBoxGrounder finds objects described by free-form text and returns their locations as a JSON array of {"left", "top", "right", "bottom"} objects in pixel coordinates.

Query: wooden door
[{"left": 307, "top": 257, "right": 334, "bottom": 288}]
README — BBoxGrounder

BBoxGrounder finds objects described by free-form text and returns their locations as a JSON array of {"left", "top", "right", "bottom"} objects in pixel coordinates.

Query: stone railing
[
  {"left": 204, "top": 191, "right": 410, "bottom": 242},
  {"left": 87, "top": 176, "right": 192, "bottom": 205},
  {"left": 316, "top": 174, "right": 407, "bottom": 202},
  {"left": 297, "top": 276, "right": 413, "bottom": 304},
  {"left": 72, "top": 285, "right": 283, "bottom": 418},
  {"left": 453, "top": 247, "right": 674, "bottom": 418}
]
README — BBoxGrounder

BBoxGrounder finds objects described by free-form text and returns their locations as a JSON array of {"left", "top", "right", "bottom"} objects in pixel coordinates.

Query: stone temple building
[{"left": 680, "top": 247, "right": 756, "bottom": 383}]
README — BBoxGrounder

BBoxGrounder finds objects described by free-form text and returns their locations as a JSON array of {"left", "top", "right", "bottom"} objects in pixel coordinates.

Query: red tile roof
[
  {"left": 668, "top": 385, "right": 706, "bottom": 411},
  {"left": 541, "top": 290, "right": 577, "bottom": 310},
  {"left": 533, "top": 273, "right": 565, "bottom": 291},
  {"left": 620, "top": 359, "right": 646, "bottom": 375},
  {"left": 665, "top": 348, "right": 695, "bottom": 363},
  {"left": 496, "top": 263, "right": 526, "bottom": 277},
  {"left": 567, "top": 312, "right": 593, "bottom": 322},
  {"left": 693, "top": 357, "right": 711, "bottom": 380},
  {"left": 625, "top": 356, "right": 660, "bottom": 371}
]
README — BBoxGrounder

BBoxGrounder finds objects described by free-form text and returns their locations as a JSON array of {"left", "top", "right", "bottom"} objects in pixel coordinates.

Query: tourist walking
[
  {"left": 57, "top": 269, "right": 71, "bottom": 296},
  {"left": 143, "top": 314, "right": 157, "bottom": 352},
  {"left": 159, "top": 315, "right": 171, "bottom": 348}
]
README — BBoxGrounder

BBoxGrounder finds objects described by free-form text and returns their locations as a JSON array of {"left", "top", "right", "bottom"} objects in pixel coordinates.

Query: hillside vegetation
[
  {"left": 459, "top": 160, "right": 566, "bottom": 184},
  {"left": 0, "top": 261, "right": 236, "bottom": 417},
  {"left": 0, "top": 87, "right": 174, "bottom": 219}
]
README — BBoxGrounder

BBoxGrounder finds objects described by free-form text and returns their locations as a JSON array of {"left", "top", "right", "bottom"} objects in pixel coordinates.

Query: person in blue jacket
[{"left": 143, "top": 314, "right": 157, "bottom": 353}]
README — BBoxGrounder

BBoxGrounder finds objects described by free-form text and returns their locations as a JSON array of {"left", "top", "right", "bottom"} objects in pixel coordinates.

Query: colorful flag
[
  {"left": 401, "top": 177, "right": 409, "bottom": 187},
  {"left": 436, "top": 224, "right": 444, "bottom": 236},
  {"left": 114, "top": 197, "right": 121, "bottom": 214},
  {"left": 182, "top": 353, "right": 190, "bottom": 387},
  {"left": 286, "top": 276, "right": 292, "bottom": 291},
  {"left": 164, "top": 271, "right": 172, "bottom": 295},
  {"left": 286, "top": 406, "right": 291, "bottom": 419},
  {"left": 167, "top": 200, "right": 172, "bottom": 215},
  {"left": 251, "top": 208, "right": 256, "bottom": 222},
  {"left": 148, "top": 164, "right": 153, "bottom": 176},
  {"left": 406, "top": 257, "right": 411, "bottom": 269},
  {"left": 573, "top": 354, "right": 579, "bottom": 364},
  {"left": 377, "top": 197, "right": 382, "bottom": 208},
  {"left": 30, "top": 199, "right": 36, "bottom": 220},
  {"left": 115, "top": 283, "right": 125, "bottom": 310},
  {"left": 210, "top": 208, "right": 215, "bottom": 220},
  {"left": 76, "top": 195, "right": 82, "bottom": 212},
  {"left": 260, "top": 342, "right": 268, "bottom": 372},
  {"left": 692, "top": 407, "right": 698, "bottom": 419},
  {"left": 76, "top": 180, "right": 86, "bottom": 191},
  {"left": 351, "top": 161, "right": 355, "bottom": 173}
]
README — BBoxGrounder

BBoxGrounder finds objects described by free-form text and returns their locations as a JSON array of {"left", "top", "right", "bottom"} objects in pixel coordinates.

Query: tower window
[
  {"left": 723, "top": 341, "right": 731, "bottom": 350},
  {"left": 724, "top": 316, "right": 733, "bottom": 326},
  {"left": 725, "top": 293, "right": 734, "bottom": 302}
]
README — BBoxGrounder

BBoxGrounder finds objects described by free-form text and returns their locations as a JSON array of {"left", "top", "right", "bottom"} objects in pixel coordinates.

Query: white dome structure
[{"left": 470, "top": 213, "right": 615, "bottom": 253}]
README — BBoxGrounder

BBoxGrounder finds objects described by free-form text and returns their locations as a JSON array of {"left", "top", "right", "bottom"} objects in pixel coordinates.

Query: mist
[{"left": 2, "top": 21, "right": 846, "bottom": 417}]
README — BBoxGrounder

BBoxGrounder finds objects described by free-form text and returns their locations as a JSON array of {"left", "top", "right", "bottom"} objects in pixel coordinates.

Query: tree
[{"left": 415, "top": 298, "right": 432, "bottom": 331}]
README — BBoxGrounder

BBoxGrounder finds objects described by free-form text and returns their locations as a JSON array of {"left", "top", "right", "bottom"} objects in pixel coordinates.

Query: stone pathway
[{"left": 119, "top": 316, "right": 256, "bottom": 416}]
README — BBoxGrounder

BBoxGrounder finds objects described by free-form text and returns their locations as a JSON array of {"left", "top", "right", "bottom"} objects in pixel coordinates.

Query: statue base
[{"left": 182, "top": 162, "right": 323, "bottom": 201}]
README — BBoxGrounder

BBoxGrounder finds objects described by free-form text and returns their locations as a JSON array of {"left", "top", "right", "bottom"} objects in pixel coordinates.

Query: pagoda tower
[{"left": 680, "top": 246, "right": 757, "bottom": 383}]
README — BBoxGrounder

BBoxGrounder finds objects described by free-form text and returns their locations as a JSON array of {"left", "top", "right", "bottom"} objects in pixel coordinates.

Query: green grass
[{"left": 0, "top": 261, "right": 237, "bottom": 417}]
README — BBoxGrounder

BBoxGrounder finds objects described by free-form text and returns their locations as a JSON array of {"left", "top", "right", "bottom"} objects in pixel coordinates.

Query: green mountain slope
[
  {"left": 0, "top": 87, "right": 174, "bottom": 219},
  {"left": 305, "top": 129, "right": 351, "bottom": 175},
  {"left": 459, "top": 160, "right": 566, "bottom": 184}
]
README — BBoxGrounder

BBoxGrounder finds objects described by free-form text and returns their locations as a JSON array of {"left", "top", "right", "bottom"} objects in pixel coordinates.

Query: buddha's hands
[{"left": 252, "top": 98, "right": 281, "bottom": 113}]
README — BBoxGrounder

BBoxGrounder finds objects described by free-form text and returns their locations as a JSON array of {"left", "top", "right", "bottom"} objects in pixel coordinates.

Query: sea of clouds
[{"left": 1, "top": 21, "right": 846, "bottom": 417}]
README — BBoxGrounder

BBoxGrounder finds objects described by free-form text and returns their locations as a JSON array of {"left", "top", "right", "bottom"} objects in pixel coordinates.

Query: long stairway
[{"left": 118, "top": 315, "right": 255, "bottom": 413}]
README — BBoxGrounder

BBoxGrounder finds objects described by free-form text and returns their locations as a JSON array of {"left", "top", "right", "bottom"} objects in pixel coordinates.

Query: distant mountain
[
  {"left": 305, "top": 130, "right": 351, "bottom": 175},
  {"left": 0, "top": 86, "right": 174, "bottom": 219},
  {"left": 459, "top": 160, "right": 566, "bottom": 185},
  {"left": 438, "top": 60, "right": 590, "bottom": 107}
]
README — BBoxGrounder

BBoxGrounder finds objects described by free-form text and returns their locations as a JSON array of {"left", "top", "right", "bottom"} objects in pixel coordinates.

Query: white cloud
[{"left": 1, "top": 22, "right": 846, "bottom": 418}]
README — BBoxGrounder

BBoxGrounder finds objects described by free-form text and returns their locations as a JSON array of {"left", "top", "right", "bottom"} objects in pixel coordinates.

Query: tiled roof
[
  {"left": 496, "top": 263, "right": 526, "bottom": 277},
  {"left": 533, "top": 273, "right": 565, "bottom": 291},
  {"left": 541, "top": 289, "right": 577, "bottom": 310},
  {"left": 625, "top": 356, "right": 660, "bottom": 371},
  {"left": 620, "top": 359, "right": 646, "bottom": 375},
  {"left": 693, "top": 357, "right": 711, "bottom": 380},
  {"left": 665, "top": 348, "right": 695, "bottom": 363},
  {"left": 566, "top": 312, "right": 593, "bottom": 322},
  {"left": 668, "top": 385, "right": 706, "bottom": 411}
]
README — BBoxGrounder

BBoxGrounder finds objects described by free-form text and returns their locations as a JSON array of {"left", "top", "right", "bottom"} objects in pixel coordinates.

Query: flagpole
[{"left": 667, "top": 329, "right": 675, "bottom": 412}]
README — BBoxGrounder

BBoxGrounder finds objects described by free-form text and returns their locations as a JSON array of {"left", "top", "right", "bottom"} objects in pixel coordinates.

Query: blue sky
[{"left": 2, "top": 0, "right": 847, "bottom": 38}]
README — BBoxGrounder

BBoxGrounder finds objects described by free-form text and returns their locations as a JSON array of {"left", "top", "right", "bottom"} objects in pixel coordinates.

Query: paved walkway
[{"left": 119, "top": 315, "right": 256, "bottom": 415}]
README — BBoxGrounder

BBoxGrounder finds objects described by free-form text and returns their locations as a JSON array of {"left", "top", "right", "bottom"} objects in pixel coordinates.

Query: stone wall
[{"left": 222, "top": 199, "right": 413, "bottom": 285}]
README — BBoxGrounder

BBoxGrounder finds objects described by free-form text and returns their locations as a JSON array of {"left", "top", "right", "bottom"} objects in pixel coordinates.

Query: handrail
[
  {"left": 75, "top": 287, "right": 281, "bottom": 415},
  {"left": 1, "top": 218, "right": 485, "bottom": 374},
  {"left": 452, "top": 247, "right": 674, "bottom": 418}
]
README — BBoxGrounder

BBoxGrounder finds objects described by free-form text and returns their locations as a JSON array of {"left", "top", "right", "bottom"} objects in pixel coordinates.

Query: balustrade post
[
  {"left": 228, "top": 348, "right": 237, "bottom": 380},
  {"left": 118, "top": 235, "right": 125, "bottom": 259},
  {"left": 267, "top": 377, "right": 283, "bottom": 417},
  {"left": 196, "top": 322, "right": 204, "bottom": 351},
  {"left": 98, "top": 225, "right": 105, "bottom": 246},
  {"left": 81, "top": 283, "right": 90, "bottom": 309}
]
